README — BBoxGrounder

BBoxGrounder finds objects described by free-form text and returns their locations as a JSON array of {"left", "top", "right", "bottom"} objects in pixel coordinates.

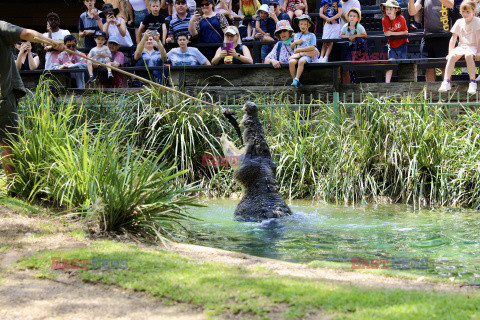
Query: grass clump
[{"left": 8, "top": 79, "right": 202, "bottom": 241}]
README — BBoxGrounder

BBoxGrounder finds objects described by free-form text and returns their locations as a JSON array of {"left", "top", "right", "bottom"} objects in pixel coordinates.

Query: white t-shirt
[
  {"left": 43, "top": 29, "right": 71, "bottom": 70},
  {"left": 128, "top": 0, "right": 147, "bottom": 11},
  {"left": 452, "top": 17, "right": 480, "bottom": 48}
]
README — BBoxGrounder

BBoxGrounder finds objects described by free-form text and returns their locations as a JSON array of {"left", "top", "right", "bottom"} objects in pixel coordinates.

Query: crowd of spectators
[{"left": 14, "top": 0, "right": 480, "bottom": 90}]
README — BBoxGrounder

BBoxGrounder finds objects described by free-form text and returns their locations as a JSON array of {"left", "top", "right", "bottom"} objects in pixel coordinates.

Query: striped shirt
[
  {"left": 78, "top": 11, "right": 101, "bottom": 49},
  {"left": 168, "top": 12, "right": 191, "bottom": 38}
]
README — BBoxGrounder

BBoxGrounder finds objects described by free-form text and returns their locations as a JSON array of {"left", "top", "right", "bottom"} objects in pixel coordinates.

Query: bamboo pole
[{"left": 34, "top": 37, "right": 218, "bottom": 108}]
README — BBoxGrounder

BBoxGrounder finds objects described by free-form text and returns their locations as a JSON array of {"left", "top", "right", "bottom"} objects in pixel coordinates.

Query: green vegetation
[
  {"left": 8, "top": 80, "right": 480, "bottom": 240},
  {"left": 17, "top": 241, "right": 480, "bottom": 319}
]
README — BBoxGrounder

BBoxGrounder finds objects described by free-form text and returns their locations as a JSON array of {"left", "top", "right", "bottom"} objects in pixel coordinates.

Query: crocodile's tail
[{"left": 223, "top": 109, "right": 243, "bottom": 145}]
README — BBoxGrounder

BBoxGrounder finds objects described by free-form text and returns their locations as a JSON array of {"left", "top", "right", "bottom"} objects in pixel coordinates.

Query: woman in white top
[
  {"left": 127, "top": 0, "right": 150, "bottom": 43},
  {"left": 101, "top": 3, "right": 134, "bottom": 47}
]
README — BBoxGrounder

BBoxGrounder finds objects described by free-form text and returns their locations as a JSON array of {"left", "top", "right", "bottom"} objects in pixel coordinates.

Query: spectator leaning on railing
[
  {"left": 265, "top": 20, "right": 295, "bottom": 67},
  {"left": 167, "top": 32, "right": 211, "bottom": 65},
  {"left": 52, "top": 35, "right": 87, "bottom": 89},
  {"left": 211, "top": 26, "right": 253, "bottom": 64}
]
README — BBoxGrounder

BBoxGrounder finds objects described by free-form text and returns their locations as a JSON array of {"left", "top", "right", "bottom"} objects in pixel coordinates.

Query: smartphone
[
  {"left": 222, "top": 41, "right": 234, "bottom": 51},
  {"left": 196, "top": 7, "right": 203, "bottom": 16},
  {"left": 269, "top": 5, "right": 274, "bottom": 12}
]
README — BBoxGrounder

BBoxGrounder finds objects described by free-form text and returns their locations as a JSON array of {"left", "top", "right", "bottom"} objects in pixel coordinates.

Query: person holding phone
[
  {"left": 134, "top": 29, "right": 167, "bottom": 83},
  {"left": 188, "top": 0, "right": 229, "bottom": 60},
  {"left": 101, "top": 3, "right": 134, "bottom": 47},
  {"left": 211, "top": 26, "right": 253, "bottom": 64},
  {"left": 14, "top": 41, "right": 40, "bottom": 70},
  {"left": 43, "top": 12, "right": 70, "bottom": 70}
]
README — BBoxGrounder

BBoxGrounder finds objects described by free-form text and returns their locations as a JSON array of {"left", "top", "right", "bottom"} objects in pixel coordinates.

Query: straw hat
[
  {"left": 347, "top": 7, "right": 362, "bottom": 21},
  {"left": 380, "top": 0, "right": 401, "bottom": 12}
]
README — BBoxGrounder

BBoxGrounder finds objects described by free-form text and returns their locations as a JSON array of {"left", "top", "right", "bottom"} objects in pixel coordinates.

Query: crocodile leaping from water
[{"left": 221, "top": 102, "right": 292, "bottom": 221}]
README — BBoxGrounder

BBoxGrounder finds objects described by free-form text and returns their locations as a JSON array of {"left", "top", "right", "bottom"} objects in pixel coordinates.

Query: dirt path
[{"left": 0, "top": 206, "right": 478, "bottom": 320}]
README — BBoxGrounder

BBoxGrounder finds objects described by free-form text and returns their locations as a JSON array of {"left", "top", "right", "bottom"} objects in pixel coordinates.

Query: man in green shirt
[{"left": 0, "top": 20, "right": 65, "bottom": 178}]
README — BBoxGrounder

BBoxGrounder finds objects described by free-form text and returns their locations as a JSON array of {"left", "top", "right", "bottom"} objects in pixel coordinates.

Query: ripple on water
[{"left": 186, "top": 200, "right": 480, "bottom": 280}]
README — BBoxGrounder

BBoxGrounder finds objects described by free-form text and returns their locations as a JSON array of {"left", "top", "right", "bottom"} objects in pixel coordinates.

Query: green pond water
[{"left": 186, "top": 199, "right": 480, "bottom": 281}]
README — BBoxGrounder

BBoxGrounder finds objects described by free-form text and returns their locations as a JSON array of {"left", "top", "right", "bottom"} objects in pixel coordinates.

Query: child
[
  {"left": 289, "top": 14, "right": 318, "bottom": 87},
  {"left": 340, "top": 7, "right": 367, "bottom": 83},
  {"left": 439, "top": 0, "right": 480, "bottom": 94},
  {"left": 53, "top": 35, "right": 87, "bottom": 88},
  {"left": 137, "top": 0, "right": 168, "bottom": 44},
  {"left": 319, "top": 0, "right": 342, "bottom": 62},
  {"left": 283, "top": 0, "right": 308, "bottom": 21},
  {"left": 255, "top": 4, "right": 276, "bottom": 61},
  {"left": 240, "top": 0, "right": 261, "bottom": 41},
  {"left": 87, "top": 30, "right": 112, "bottom": 83},
  {"left": 381, "top": 0, "right": 408, "bottom": 83}
]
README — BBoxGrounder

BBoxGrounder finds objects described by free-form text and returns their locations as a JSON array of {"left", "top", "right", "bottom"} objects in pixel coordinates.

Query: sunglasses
[
  {"left": 175, "top": 1, "right": 186, "bottom": 4},
  {"left": 66, "top": 44, "right": 77, "bottom": 48},
  {"left": 200, "top": 3, "right": 211, "bottom": 6}
]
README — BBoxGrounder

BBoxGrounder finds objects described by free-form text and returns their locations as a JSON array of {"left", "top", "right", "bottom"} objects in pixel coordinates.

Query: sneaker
[
  {"left": 468, "top": 82, "right": 477, "bottom": 95},
  {"left": 242, "top": 36, "right": 254, "bottom": 41},
  {"left": 87, "top": 75, "right": 96, "bottom": 83},
  {"left": 291, "top": 79, "right": 299, "bottom": 87},
  {"left": 323, "top": 56, "right": 329, "bottom": 62},
  {"left": 108, "top": 72, "right": 114, "bottom": 78},
  {"left": 410, "top": 22, "right": 422, "bottom": 30},
  {"left": 438, "top": 81, "right": 451, "bottom": 93}
]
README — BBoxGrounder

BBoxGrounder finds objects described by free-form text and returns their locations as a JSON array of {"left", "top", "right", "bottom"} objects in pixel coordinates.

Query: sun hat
[
  {"left": 274, "top": 20, "right": 294, "bottom": 39},
  {"left": 293, "top": 14, "right": 314, "bottom": 32},
  {"left": 108, "top": 36, "right": 121, "bottom": 44},
  {"left": 256, "top": 4, "right": 270, "bottom": 16},
  {"left": 380, "top": 0, "right": 401, "bottom": 12},
  {"left": 94, "top": 30, "right": 108, "bottom": 39},
  {"left": 99, "top": 3, "right": 120, "bottom": 18},
  {"left": 347, "top": 7, "right": 362, "bottom": 21}
]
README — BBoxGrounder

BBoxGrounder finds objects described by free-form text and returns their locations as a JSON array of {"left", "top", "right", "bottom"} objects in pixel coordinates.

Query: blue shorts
[
  {"left": 388, "top": 42, "right": 407, "bottom": 60},
  {"left": 299, "top": 56, "right": 311, "bottom": 63},
  {"left": 134, "top": 9, "right": 149, "bottom": 28}
]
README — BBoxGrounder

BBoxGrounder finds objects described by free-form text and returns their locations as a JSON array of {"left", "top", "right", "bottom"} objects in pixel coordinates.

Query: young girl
[
  {"left": 340, "top": 8, "right": 367, "bottom": 83},
  {"left": 319, "top": 0, "right": 342, "bottom": 62},
  {"left": 283, "top": 0, "right": 308, "bottom": 21},
  {"left": 438, "top": 0, "right": 480, "bottom": 94},
  {"left": 380, "top": 0, "right": 408, "bottom": 83},
  {"left": 240, "top": 0, "right": 261, "bottom": 41},
  {"left": 289, "top": 14, "right": 318, "bottom": 87}
]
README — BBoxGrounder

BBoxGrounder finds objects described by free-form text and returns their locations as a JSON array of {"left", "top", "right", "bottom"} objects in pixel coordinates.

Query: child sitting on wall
[
  {"left": 289, "top": 14, "right": 318, "bottom": 87},
  {"left": 439, "top": 0, "right": 480, "bottom": 94}
]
